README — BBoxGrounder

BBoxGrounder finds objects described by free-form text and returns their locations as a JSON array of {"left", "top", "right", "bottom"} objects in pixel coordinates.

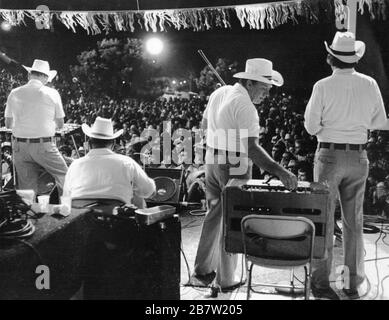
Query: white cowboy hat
[
  {"left": 82, "top": 117, "right": 123, "bottom": 140},
  {"left": 325, "top": 31, "right": 365, "bottom": 63},
  {"left": 233, "top": 58, "right": 284, "bottom": 87},
  {"left": 22, "top": 59, "right": 57, "bottom": 81},
  {"left": 1, "top": 141, "right": 11, "bottom": 149}
]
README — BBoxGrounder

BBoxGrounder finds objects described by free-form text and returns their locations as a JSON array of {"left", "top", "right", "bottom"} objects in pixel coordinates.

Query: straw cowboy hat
[
  {"left": 82, "top": 117, "right": 123, "bottom": 140},
  {"left": 325, "top": 31, "right": 365, "bottom": 63},
  {"left": 23, "top": 59, "right": 57, "bottom": 82},
  {"left": 233, "top": 58, "right": 284, "bottom": 87}
]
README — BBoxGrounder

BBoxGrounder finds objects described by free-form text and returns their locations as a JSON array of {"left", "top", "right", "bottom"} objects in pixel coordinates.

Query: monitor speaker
[{"left": 145, "top": 168, "right": 184, "bottom": 207}]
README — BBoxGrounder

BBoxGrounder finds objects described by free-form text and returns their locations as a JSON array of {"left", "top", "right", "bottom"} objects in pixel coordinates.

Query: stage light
[
  {"left": 146, "top": 37, "right": 163, "bottom": 55},
  {"left": 172, "top": 80, "right": 176, "bottom": 84},
  {"left": 1, "top": 21, "right": 12, "bottom": 32}
]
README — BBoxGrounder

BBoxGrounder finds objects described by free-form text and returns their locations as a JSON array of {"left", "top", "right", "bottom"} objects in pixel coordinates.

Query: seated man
[{"left": 63, "top": 117, "right": 156, "bottom": 205}]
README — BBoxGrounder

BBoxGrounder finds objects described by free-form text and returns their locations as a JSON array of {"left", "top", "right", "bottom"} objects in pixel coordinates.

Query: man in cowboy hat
[
  {"left": 305, "top": 31, "right": 387, "bottom": 299},
  {"left": 63, "top": 117, "right": 155, "bottom": 204},
  {"left": 190, "top": 58, "right": 298, "bottom": 291},
  {"left": 4, "top": 59, "right": 68, "bottom": 195}
]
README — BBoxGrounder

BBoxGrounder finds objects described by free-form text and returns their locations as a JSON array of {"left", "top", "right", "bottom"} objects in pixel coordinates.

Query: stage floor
[{"left": 180, "top": 212, "right": 389, "bottom": 300}]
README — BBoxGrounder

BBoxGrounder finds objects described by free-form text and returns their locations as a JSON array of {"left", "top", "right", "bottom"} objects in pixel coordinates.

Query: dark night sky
[{"left": 0, "top": 0, "right": 388, "bottom": 96}]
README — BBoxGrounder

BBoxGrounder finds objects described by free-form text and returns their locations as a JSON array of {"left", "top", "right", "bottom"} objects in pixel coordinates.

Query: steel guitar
[
  {"left": 223, "top": 179, "right": 330, "bottom": 259},
  {"left": 0, "top": 123, "right": 81, "bottom": 137},
  {"left": 55, "top": 123, "right": 82, "bottom": 136}
]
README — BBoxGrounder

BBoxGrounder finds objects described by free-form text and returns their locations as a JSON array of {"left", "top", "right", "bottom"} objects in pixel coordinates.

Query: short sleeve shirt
[
  {"left": 204, "top": 83, "right": 260, "bottom": 153},
  {"left": 5, "top": 79, "right": 65, "bottom": 138}
]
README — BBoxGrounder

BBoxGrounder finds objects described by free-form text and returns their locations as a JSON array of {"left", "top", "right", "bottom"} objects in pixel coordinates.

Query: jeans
[
  {"left": 312, "top": 146, "right": 368, "bottom": 290},
  {"left": 194, "top": 148, "right": 252, "bottom": 287}
]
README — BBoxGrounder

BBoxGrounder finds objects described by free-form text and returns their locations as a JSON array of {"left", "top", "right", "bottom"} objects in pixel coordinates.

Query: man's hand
[
  {"left": 277, "top": 168, "right": 298, "bottom": 191},
  {"left": 246, "top": 136, "right": 298, "bottom": 191},
  {"left": 55, "top": 117, "right": 64, "bottom": 130}
]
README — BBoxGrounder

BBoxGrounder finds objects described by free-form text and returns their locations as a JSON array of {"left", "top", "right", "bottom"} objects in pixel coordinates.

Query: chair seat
[
  {"left": 247, "top": 255, "right": 310, "bottom": 268},
  {"left": 241, "top": 215, "right": 315, "bottom": 300}
]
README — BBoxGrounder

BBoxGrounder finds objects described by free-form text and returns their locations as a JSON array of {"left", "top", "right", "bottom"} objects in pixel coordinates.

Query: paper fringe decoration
[{"left": 0, "top": 0, "right": 387, "bottom": 34}]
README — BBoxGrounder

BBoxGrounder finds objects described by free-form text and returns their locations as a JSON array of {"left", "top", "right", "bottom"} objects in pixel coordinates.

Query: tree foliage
[
  {"left": 70, "top": 38, "right": 160, "bottom": 98},
  {"left": 195, "top": 58, "right": 238, "bottom": 96}
]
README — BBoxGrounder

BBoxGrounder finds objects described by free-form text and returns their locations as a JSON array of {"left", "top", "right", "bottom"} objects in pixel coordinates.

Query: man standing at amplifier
[
  {"left": 305, "top": 32, "right": 387, "bottom": 299},
  {"left": 4, "top": 59, "right": 68, "bottom": 195},
  {"left": 190, "top": 58, "right": 298, "bottom": 291}
]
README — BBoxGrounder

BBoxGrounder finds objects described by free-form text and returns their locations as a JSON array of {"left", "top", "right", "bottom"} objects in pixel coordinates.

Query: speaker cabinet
[
  {"left": 223, "top": 179, "right": 329, "bottom": 259},
  {"left": 145, "top": 168, "right": 184, "bottom": 207},
  {"left": 84, "top": 215, "right": 181, "bottom": 300}
]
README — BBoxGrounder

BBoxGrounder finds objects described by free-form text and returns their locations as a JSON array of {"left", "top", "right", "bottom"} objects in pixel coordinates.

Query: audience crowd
[{"left": 0, "top": 69, "right": 388, "bottom": 216}]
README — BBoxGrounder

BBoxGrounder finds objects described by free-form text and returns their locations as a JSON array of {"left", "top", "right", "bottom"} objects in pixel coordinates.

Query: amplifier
[{"left": 223, "top": 179, "right": 329, "bottom": 259}]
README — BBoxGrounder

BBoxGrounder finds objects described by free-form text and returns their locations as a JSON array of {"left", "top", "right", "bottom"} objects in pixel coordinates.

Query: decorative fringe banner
[
  {"left": 0, "top": 0, "right": 388, "bottom": 34},
  {"left": 234, "top": 0, "right": 323, "bottom": 29}
]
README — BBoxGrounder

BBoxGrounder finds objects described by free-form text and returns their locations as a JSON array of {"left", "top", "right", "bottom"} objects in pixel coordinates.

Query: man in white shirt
[
  {"left": 191, "top": 59, "right": 297, "bottom": 291},
  {"left": 304, "top": 32, "right": 387, "bottom": 299},
  {"left": 4, "top": 59, "right": 68, "bottom": 195},
  {"left": 63, "top": 117, "right": 155, "bottom": 205}
]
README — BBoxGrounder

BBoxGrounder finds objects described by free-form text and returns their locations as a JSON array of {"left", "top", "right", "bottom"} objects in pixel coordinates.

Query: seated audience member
[
  {"left": 271, "top": 144, "right": 284, "bottom": 163},
  {"left": 1, "top": 142, "right": 13, "bottom": 186},
  {"left": 187, "top": 170, "right": 206, "bottom": 203},
  {"left": 297, "top": 167, "right": 309, "bottom": 181},
  {"left": 59, "top": 145, "right": 74, "bottom": 166},
  {"left": 374, "top": 176, "right": 389, "bottom": 217},
  {"left": 63, "top": 117, "right": 156, "bottom": 205}
]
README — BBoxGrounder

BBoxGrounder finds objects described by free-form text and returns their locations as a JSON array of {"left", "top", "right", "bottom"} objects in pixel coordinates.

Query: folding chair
[{"left": 241, "top": 214, "right": 315, "bottom": 300}]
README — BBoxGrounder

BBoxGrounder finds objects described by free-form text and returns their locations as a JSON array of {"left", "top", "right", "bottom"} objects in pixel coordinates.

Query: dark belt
[
  {"left": 213, "top": 148, "right": 241, "bottom": 157},
  {"left": 14, "top": 137, "right": 53, "bottom": 143},
  {"left": 319, "top": 142, "right": 366, "bottom": 151}
]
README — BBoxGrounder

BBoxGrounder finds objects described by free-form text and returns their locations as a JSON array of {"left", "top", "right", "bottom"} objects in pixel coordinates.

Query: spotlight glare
[
  {"left": 1, "top": 21, "right": 12, "bottom": 32},
  {"left": 146, "top": 38, "right": 163, "bottom": 55}
]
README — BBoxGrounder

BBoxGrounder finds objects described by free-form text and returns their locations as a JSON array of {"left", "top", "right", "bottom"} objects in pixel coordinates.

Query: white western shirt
[
  {"left": 63, "top": 148, "right": 156, "bottom": 204},
  {"left": 203, "top": 83, "right": 260, "bottom": 153},
  {"left": 5, "top": 79, "right": 65, "bottom": 138},
  {"left": 304, "top": 68, "right": 387, "bottom": 144}
]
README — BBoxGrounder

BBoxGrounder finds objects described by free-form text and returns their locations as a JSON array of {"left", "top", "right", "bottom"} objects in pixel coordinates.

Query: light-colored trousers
[
  {"left": 194, "top": 148, "right": 251, "bottom": 287},
  {"left": 313, "top": 146, "right": 368, "bottom": 290},
  {"left": 13, "top": 140, "right": 68, "bottom": 196}
]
